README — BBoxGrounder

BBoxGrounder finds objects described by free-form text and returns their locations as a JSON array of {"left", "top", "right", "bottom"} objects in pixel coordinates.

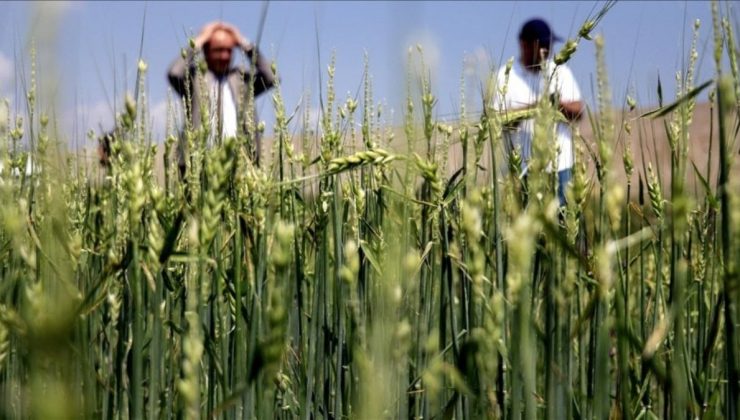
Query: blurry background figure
[
  {"left": 493, "top": 18, "right": 583, "bottom": 206},
  {"left": 97, "top": 130, "right": 115, "bottom": 168},
  {"left": 167, "top": 21, "right": 275, "bottom": 173}
]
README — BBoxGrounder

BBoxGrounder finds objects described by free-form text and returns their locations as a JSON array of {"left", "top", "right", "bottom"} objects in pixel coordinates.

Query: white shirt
[
  {"left": 220, "top": 80, "right": 238, "bottom": 139},
  {"left": 493, "top": 58, "right": 581, "bottom": 173},
  {"left": 207, "top": 78, "right": 238, "bottom": 145}
]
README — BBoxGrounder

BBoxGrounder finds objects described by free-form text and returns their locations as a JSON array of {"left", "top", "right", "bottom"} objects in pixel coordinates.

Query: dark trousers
[{"left": 556, "top": 168, "right": 572, "bottom": 206}]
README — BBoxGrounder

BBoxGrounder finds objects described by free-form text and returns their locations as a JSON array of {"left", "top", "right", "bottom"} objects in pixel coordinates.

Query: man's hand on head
[
  {"left": 194, "top": 21, "right": 222, "bottom": 49},
  {"left": 217, "top": 22, "right": 252, "bottom": 52}
]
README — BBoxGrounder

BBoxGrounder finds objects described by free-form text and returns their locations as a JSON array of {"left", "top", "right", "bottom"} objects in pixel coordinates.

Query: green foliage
[{"left": 0, "top": 3, "right": 738, "bottom": 419}]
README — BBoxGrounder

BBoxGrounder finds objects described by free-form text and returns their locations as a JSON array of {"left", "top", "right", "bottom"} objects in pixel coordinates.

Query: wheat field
[{"left": 0, "top": 2, "right": 739, "bottom": 419}]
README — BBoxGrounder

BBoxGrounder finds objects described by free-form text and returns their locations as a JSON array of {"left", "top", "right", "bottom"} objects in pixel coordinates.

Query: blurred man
[
  {"left": 493, "top": 18, "right": 583, "bottom": 205},
  {"left": 168, "top": 21, "right": 275, "bottom": 172}
]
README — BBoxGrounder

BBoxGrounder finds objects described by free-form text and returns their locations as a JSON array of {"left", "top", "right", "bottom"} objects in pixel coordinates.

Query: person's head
[
  {"left": 518, "top": 18, "right": 560, "bottom": 71},
  {"left": 203, "top": 28, "right": 238, "bottom": 75}
]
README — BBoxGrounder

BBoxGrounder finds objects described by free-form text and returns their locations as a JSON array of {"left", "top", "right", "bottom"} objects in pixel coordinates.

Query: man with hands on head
[
  {"left": 168, "top": 21, "right": 275, "bottom": 172},
  {"left": 493, "top": 18, "right": 583, "bottom": 206}
]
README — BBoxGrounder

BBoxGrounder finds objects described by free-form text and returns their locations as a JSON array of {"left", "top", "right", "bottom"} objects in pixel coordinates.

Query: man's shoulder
[
  {"left": 229, "top": 65, "right": 249, "bottom": 74},
  {"left": 548, "top": 61, "right": 576, "bottom": 77},
  {"left": 227, "top": 65, "right": 252, "bottom": 81},
  {"left": 496, "top": 60, "right": 525, "bottom": 83},
  {"left": 495, "top": 61, "right": 513, "bottom": 75},
  {"left": 547, "top": 61, "right": 581, "bottom": 98}
]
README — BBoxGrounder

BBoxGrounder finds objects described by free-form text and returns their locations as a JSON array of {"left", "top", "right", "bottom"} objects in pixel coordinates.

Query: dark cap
[{"left": 519, "top": 18, "right": 562, "bottom": 46}]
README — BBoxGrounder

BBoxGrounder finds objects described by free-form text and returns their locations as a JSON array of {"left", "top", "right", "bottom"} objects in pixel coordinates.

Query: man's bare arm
[{"left": 559, "top": 100, "right": 584, "bottom": 121}]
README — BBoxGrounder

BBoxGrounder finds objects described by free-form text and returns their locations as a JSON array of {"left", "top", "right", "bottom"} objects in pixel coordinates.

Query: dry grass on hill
[{"left": 76, "top": 101, "right": 736, "bottom": 201}]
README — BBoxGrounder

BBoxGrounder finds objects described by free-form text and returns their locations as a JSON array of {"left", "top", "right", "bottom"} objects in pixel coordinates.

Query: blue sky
[{"left": 0, "top": 1, "right": 731, "bottom": 145}]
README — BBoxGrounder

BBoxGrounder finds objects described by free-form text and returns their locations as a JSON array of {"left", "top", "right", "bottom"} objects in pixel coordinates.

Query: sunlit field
[{"left": 0, "top": 2, "right": 738, "bottom": 419}]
